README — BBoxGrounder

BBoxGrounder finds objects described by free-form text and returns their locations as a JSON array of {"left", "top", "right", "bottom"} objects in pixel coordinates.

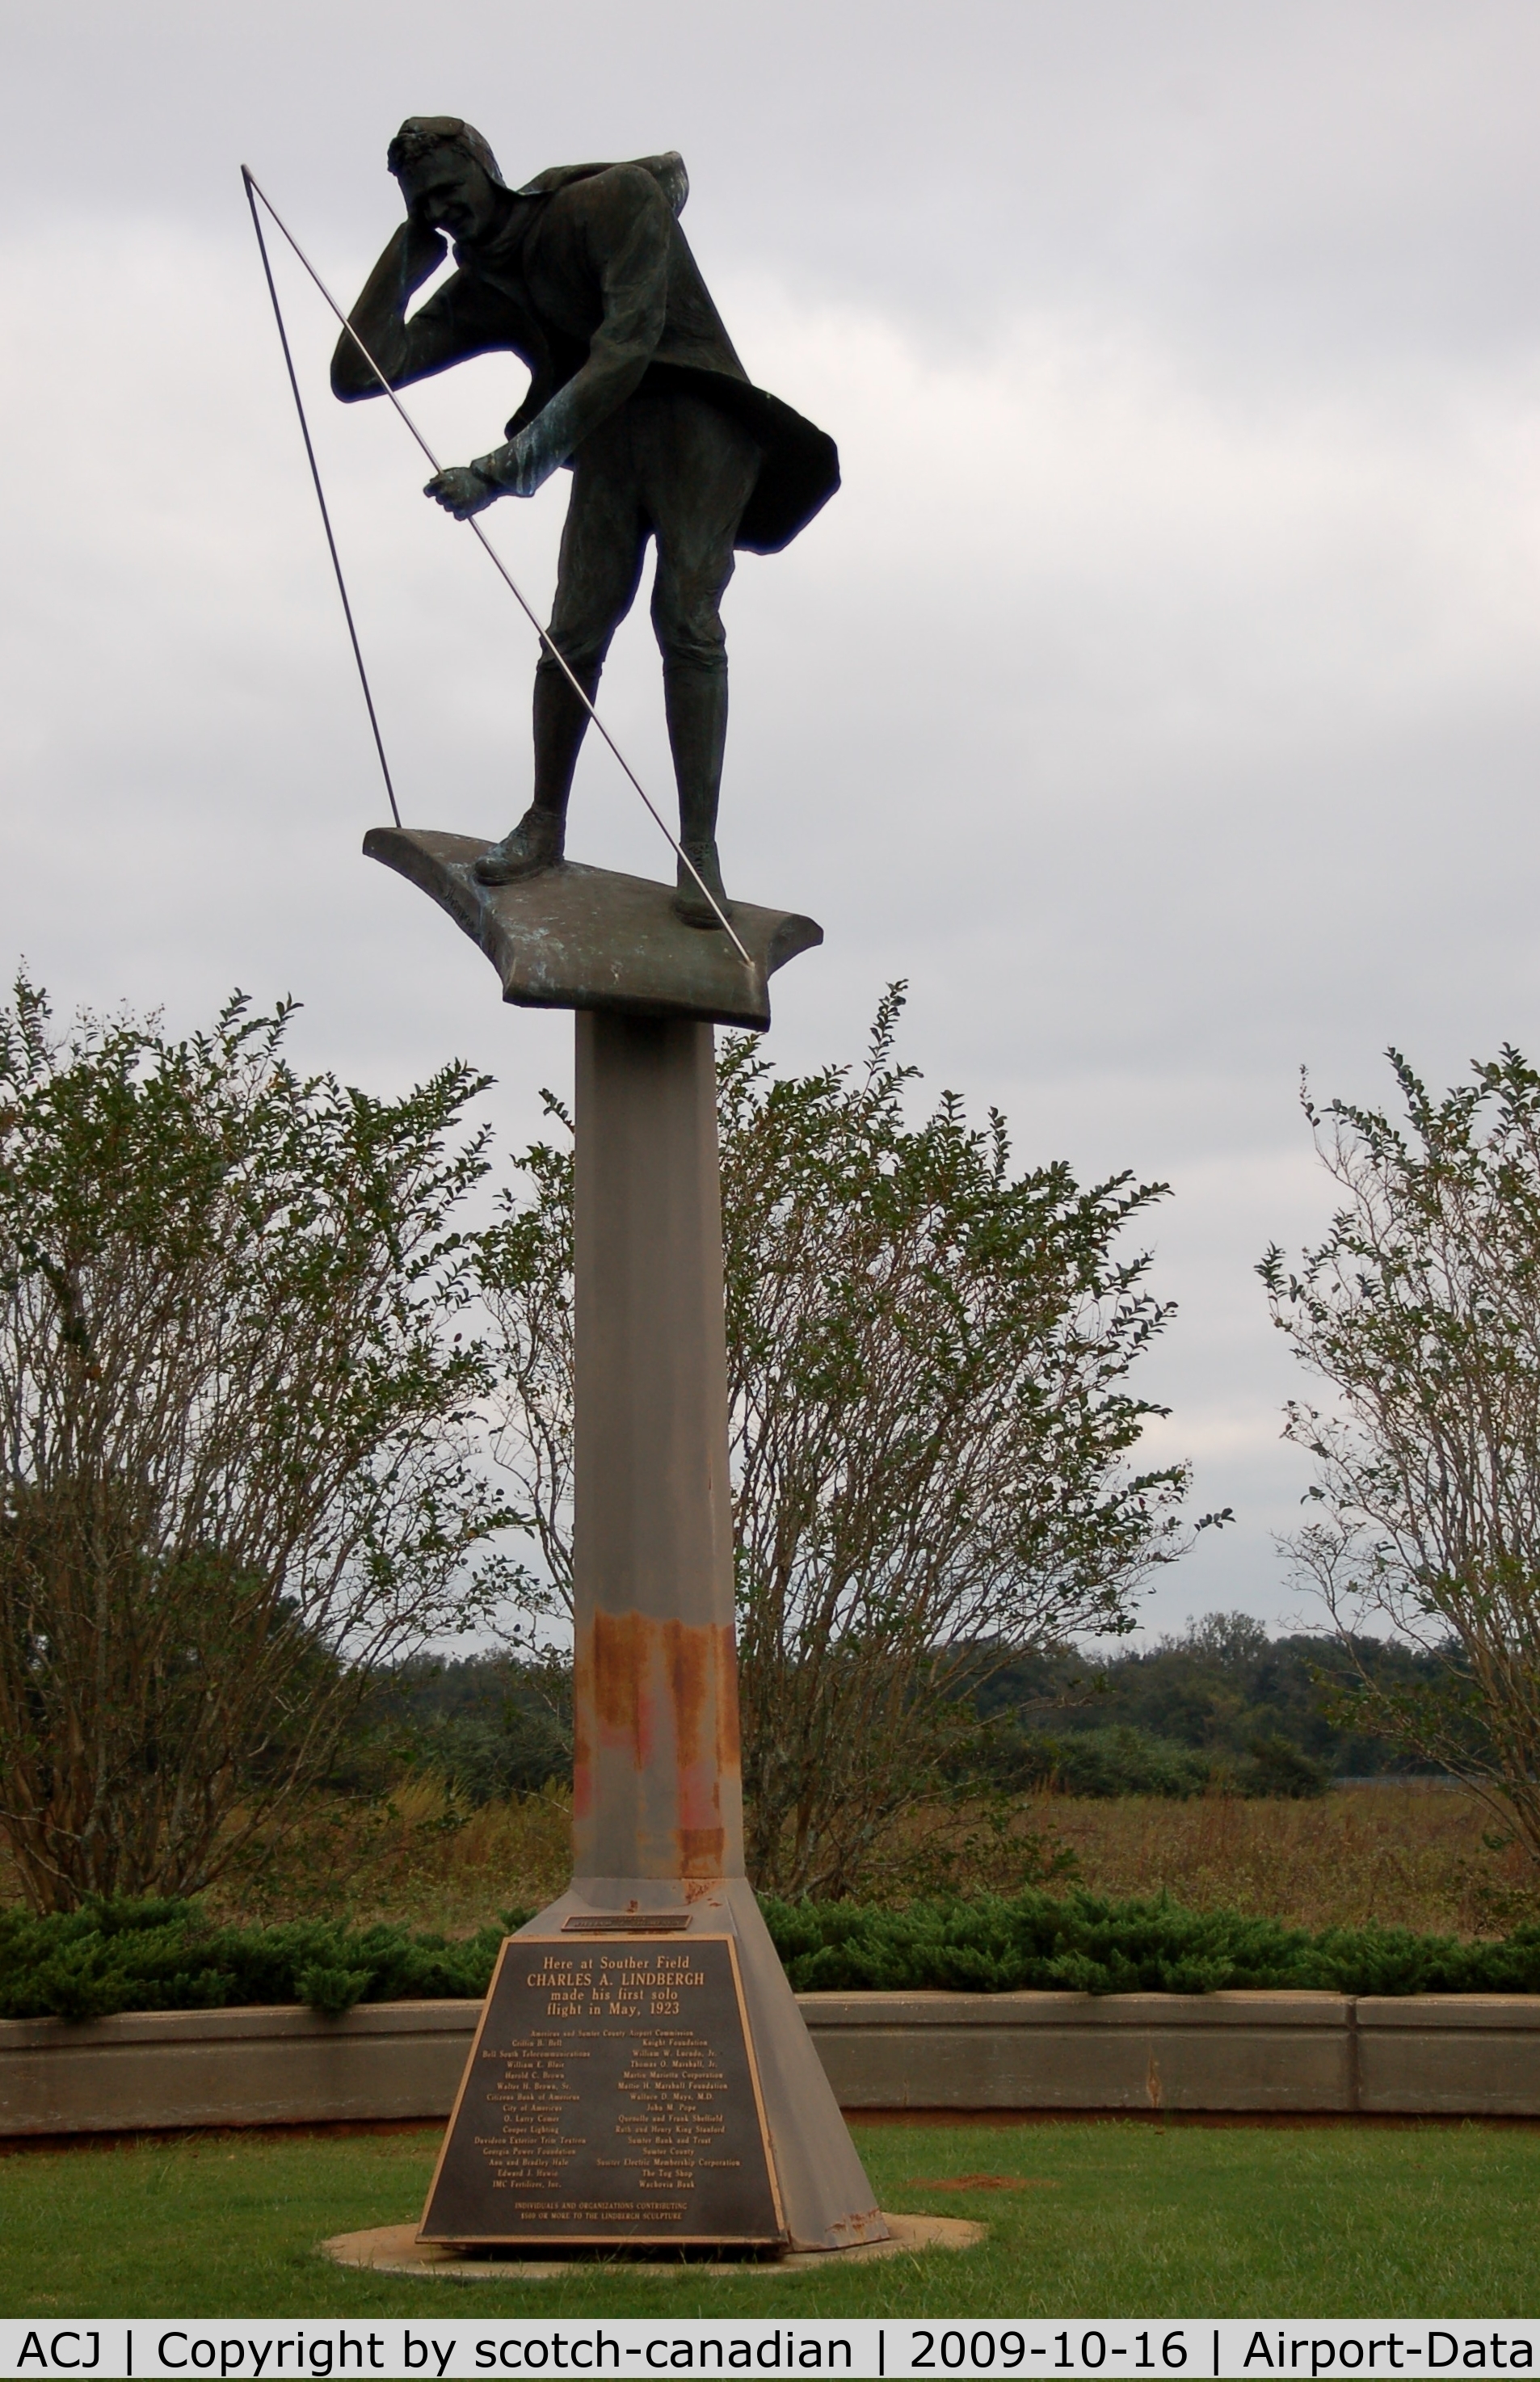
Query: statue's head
[{"left": 388, "top": 116, "right": 509, "bottom": 245}]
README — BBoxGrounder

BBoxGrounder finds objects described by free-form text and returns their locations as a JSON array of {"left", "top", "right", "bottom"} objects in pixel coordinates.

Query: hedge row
[
  {"left": 6, "top": 1889, "right": 1540, "bottom": 2022},
  {"left": 0, "top": 1901, "right": 528, "bottom": 2023},
  {"left": 759, "top": 1891, "right": 1540, "bottom": 1997}
]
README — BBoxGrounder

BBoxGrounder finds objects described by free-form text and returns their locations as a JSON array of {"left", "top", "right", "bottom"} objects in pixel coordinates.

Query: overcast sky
[{"left": 3, "top": 2, "right": 1538, "bottom": 1640}]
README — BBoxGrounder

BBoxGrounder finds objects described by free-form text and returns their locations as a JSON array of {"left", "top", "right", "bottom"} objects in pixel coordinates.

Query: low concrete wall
[
  {"left": 802, "top": 1990, "right": 1356, "bottom": 2114},
  {"left": 0, "top": 2003, "right": 477, "bottom": 2137},
  {"left": 1358, "top": 1997, "right": 1540, "bottom": 2117},
  {"left": 5, "top": 1992, "right": 1540, "bottom": 2138}
]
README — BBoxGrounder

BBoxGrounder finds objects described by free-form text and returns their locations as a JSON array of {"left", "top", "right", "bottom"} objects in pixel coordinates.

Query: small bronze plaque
[
  {"left": 562, "top": 1913, "right": 692, "bottom": 1934},
  {"left": 419, "top": 1932, "right": 785, "bottom": 2247}
]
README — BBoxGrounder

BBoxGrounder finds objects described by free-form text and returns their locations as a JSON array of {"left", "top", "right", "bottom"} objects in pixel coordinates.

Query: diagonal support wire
[
  {"left": 241, "top": 165, "right": 752, "bottom": 968},
  {"left": 243, "top": 169, "right": 400, "bottom": 827}
]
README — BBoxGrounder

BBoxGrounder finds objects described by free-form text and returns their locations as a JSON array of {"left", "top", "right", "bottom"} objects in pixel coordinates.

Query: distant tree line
[
  {"left": 964, "top": 1610, "right": 1444, "bottom": 1799},
  {"left": 345, "top": 1610, "right": 1445, "bottom": 1810},
  {"left": 341, "top": 1648, "right": 574, "bottom": 1805}
]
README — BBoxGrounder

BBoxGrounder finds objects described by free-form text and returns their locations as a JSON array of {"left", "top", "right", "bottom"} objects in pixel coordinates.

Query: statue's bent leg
[
  {"left": 474, "top": 419, "right": 647, "bottom": 886},
  {"left": 637, "top": 396, "right": 763, "bottom": 927}
]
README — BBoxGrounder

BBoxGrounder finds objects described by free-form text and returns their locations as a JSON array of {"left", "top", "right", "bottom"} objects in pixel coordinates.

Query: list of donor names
[{"left": 419, "top": 1933, "right": 782, "bottom": 2245}]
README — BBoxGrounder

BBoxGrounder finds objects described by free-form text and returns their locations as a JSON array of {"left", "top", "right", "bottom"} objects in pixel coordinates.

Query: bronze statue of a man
[{"left": 333, "top": 119, "right": 839, "bottom": 924}]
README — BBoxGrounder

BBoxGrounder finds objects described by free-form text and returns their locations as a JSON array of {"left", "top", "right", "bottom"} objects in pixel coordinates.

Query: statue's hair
[{"left": 387, "top": 117, "right": 507, "bottom": 189}]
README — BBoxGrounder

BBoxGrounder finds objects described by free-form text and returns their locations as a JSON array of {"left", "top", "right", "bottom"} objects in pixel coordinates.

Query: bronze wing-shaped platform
[{"left": 364, "top": 829, "right": 823, "bottom": 1032}]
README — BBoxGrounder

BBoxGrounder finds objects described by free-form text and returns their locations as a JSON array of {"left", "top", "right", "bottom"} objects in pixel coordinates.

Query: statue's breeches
[{"left": 537, "top": 391, "right": 764, "bottom": 680}]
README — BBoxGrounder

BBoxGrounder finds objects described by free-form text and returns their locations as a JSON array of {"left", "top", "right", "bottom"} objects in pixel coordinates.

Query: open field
[
  {"left": 1038, "top": 1784, "right": 1531, "bottom": 1935},
  {"left": 2, "top": 2119, "right": 1539, "bottom": 2319},
  {"left": 210, "top": 1778, "right": 575, "bottom": 1932},
  {"left": 202, "top": 1782, "right": 1540, "bottom": 1938},
  {"left": 5, "top": 1779, "right": 1526, "bottom": 1941}
]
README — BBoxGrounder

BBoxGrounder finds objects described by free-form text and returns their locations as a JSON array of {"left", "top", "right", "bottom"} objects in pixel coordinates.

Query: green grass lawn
[{"left": 1, "top": 2119, "right": 1536, "bottom": 2320}]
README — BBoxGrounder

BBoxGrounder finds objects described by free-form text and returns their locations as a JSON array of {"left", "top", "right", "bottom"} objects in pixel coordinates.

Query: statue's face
[{"left": 401, "top": 148, "right": 503, "bottom": 244}]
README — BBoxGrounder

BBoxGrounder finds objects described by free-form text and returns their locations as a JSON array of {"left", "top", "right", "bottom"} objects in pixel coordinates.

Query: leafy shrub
[
  {"left": 995, "top": 1724, "right": 1216, "bottom": 1799},
  {"left": 975, "top": 1719, "right": 1331, "bottom": 1800},
  {"left": 759, "top": 1889, "right": 1540, "bottom": 1995},
  {"left": 1236, "top": 1732, "right": 1332, "bottom": 1799},
  {"left": 8, "top": 1889, "right": 1540, "bottom": 2018},
  {"left": 0, "top": 1900, "right": 532, "bottom": 2022}
]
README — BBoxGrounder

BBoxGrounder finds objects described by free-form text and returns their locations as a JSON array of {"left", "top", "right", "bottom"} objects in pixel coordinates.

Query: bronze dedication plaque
[{"left": 419, "top": 1933, "right": 785, "bottom": 2247}]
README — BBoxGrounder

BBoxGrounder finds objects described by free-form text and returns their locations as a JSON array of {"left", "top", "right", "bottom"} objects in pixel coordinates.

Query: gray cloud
[{"left": 5, "top": 2, "right": 1539, "bottom": 1635}]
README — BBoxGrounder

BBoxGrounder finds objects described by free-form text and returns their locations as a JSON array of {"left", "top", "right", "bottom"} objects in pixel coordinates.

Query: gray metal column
[{"left": 570, "top": 1012, "right": 744, "bottom": 1879}]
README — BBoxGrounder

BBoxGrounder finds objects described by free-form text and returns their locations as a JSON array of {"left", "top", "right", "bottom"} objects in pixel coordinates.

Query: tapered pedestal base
[{"left": 520, "top": 1879, "right": 886, "bottom": 2251}]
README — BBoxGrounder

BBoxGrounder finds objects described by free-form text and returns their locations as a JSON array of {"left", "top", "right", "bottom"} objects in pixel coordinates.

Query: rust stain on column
[
  {"left": 674, "top": 1828, "right": 726, "bottom": 1872},
  {"left": 591, "top": 1610, "right": 650, "bottom": 1759},
  {"left": 665, "top": 1617, "right": 711, "bottom": 1766},
  {"left": 574, "top": 1610, "right": 742, "bottom": 1877},
  {"left": 668, "top": 1617, "right": 735, "bottom": 1875}
]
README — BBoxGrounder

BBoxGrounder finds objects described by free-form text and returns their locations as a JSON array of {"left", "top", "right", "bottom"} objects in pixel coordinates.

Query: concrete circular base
[{"left": 322, "top": 2214, "right": 984, "bottom": 2280}]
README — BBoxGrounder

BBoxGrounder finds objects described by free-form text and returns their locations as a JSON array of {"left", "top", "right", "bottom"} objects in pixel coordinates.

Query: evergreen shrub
[
  {"left": 0, "top": 1901, "right": 529, "bottom": 2022},
  {"left": 759, "top": 1891, "right": 1540, "bottom": 1996},
  {"left": 6, "top": 1891, "right": 1540, "bottom": 2021}
]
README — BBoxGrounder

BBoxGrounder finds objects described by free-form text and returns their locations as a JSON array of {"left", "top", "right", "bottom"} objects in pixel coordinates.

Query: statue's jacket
[{"left": 337, "top": 153, "right": 839, "bottom": 554}]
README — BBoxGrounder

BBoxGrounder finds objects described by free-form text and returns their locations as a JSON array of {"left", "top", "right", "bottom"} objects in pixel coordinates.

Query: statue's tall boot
[
  {"left": 667, "top": 660, "right": 732, "bottom": 928},
  {"left": 473, "top": 654, "right": 599, "bottom": 886}
]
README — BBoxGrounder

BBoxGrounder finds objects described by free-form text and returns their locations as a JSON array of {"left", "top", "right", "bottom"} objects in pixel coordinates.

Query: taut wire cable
[
  {"left": 243, "top": 168, "right": 401, "bottom": 828},
  {"left": 241, "top": 165, "right": 751, "bottom": 967}
]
